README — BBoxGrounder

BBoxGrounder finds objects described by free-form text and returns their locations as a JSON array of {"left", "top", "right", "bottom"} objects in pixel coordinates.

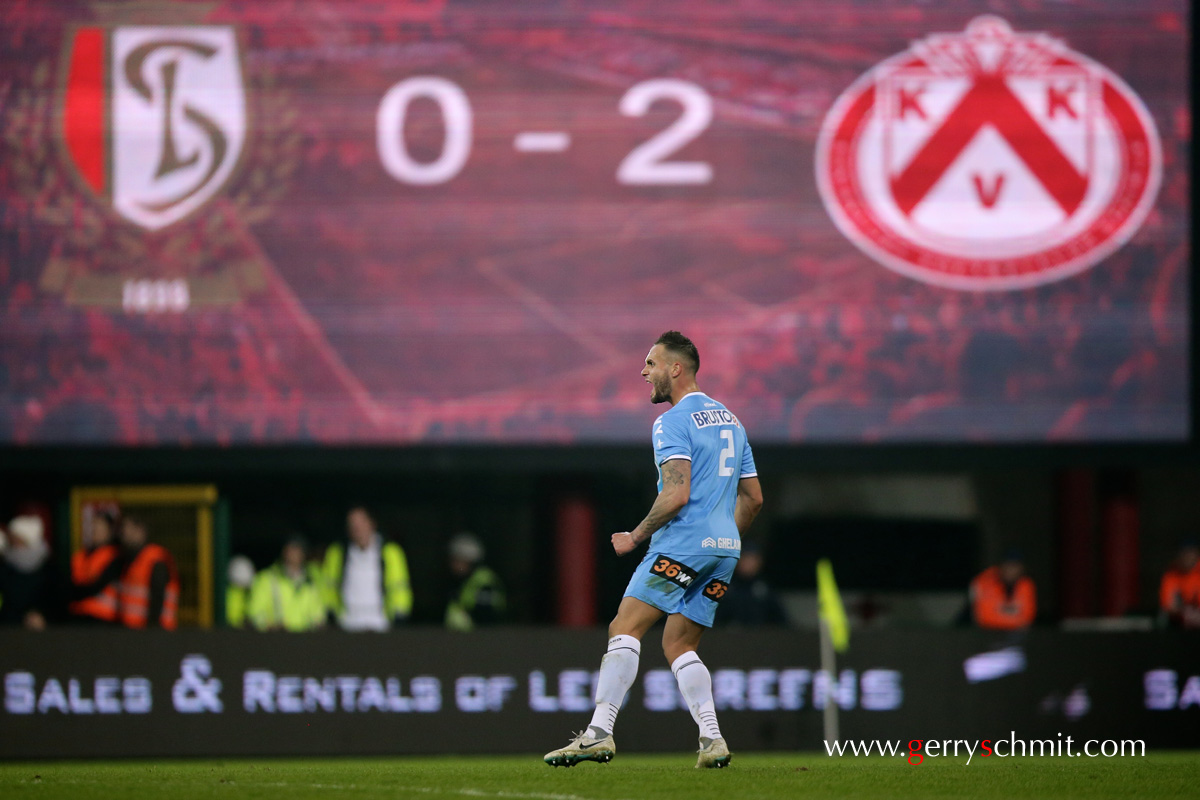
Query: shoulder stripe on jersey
[
  {"left": 660, "top": 455, "right": 692, "bottom": 463},
  {"left": 740, "top": 472, "right": 758, "bottom": 478}
]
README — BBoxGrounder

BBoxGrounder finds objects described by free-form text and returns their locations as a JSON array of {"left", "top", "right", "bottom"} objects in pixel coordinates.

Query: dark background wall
[{"left": 3, "top": 446, "right": 1197, "bottom": 627}]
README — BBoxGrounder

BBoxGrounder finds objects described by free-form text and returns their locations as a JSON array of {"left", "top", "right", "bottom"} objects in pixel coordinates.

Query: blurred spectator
[
  {"left": 0, "top": 516, "right": 51, "bottom": 630},
  {"left": 248, "top": 537, "right": 325, "bottom": 632},
  {"left": 322, "top": 506, "right": 412, "bottom": 631},
  {"left": 67, "top": 510, "right": 120, "bottom": 625},
  {"left": 718, "top": 543, "right": 787, "bottom": 627},
  {"left": 116, "top": 515, "right": 180, "bottom": 630},
  {"left": 226, "top": 555, "right": 256, "bottom": 628},
  {"left": 444, "top": 532, "right": 505, "bottom": 632},
  {"left": 970, "top": 551, "right": 1036, "bottom": 631},
  {"left": 1159, "top": 540, "right": 1200, "bottom": 629}
]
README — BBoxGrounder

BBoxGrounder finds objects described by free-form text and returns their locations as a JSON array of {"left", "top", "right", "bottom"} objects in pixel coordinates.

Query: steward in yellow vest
[
  {"left": 225, "top": 555, "right": 255, "bottom": 628},
  {"left": 249, "top": 538, "right": 325, "bottom": 632},
  {"left": 445, "top": 533, "right": 505, "bottom": 632},
  {"left": 322, "top": 506, "right": 412, "bottom": 631}
]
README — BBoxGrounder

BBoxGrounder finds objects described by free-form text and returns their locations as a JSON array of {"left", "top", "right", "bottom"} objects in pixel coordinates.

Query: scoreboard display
[{"left": 0, "top": 0, "right": 1189, "bottom": 446}]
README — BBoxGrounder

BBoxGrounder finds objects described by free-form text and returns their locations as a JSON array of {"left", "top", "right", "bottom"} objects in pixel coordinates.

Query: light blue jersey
[{"left": 650, "top": 392, "right": 756, "bottom": 558}]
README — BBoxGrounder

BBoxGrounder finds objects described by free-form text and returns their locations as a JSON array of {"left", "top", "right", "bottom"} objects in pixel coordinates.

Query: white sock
[
  {"left": 588, "top": 634, "right": 640, "bottom": 736},
  {"left": 672, "top": 651, "right": 721, "bottom": 740}
]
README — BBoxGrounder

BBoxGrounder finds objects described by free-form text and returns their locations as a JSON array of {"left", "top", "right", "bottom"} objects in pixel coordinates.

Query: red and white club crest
[
  {"left": 816, "top": 16, "right": 1161, "bottom": 290},
  {"left": 60, "top": 25, "right": 246, "bottom": 231}
]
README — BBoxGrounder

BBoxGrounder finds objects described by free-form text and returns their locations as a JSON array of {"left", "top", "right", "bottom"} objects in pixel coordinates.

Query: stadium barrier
[{"left": 1, "top": 629, "right": 1197, "bottom": 758}]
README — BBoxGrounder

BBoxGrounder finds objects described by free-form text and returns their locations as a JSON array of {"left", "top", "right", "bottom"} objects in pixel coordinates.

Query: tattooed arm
[{"left": 612, "top": 459, "right": 691, "bottom": 556}]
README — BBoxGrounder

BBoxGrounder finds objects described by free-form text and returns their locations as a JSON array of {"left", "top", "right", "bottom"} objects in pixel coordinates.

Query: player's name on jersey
[{"left": 689, "top": 409, "right": 741, "bottom": 429}]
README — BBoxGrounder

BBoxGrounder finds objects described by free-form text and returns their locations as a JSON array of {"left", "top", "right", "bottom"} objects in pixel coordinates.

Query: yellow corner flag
[{"left": 816, "top": 558, "right": 849, "bottom": 653}]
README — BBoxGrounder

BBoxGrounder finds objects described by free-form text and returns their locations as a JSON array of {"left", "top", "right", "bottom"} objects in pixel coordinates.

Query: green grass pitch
[{"left": 2, "top": 752, "right": 1196, "bottom": 799}]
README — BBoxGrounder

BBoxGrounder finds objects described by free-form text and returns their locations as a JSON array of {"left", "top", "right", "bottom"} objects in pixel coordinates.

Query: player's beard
[{"left": 650, "top": 374, "right": 672, "bottom": 404}]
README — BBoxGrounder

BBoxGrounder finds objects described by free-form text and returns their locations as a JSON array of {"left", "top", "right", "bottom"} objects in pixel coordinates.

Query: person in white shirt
[{"left": 321, "top": 506, "right": 413, "bottom": 631}]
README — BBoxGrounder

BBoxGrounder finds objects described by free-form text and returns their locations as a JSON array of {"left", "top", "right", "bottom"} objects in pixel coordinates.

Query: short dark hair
[
  {"left": 283, "top": 534, "right": 309, "bottom": 554},
  {"left": 655, "top": 330, "right": 699, "bottom": 374}
]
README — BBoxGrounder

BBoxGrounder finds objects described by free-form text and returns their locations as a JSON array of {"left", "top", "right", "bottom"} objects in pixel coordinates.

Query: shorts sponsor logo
[
  {"left": 816, "top": 16, "right": 1161, "bottom": 290},
  {"left": 703, "top": 580, "right": 729, "bottom": 602},
  {"left": 650, "top": 556, "right": 697, "bottom": 589}
]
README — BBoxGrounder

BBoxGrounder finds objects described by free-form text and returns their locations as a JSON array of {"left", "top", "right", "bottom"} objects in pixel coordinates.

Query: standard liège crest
[
  {"left": 5, "top": 4, "right": 299, "bottom": 311},
  {"left": 61, "top": 25, "right": 246, "bottom": 230},
  {"left": 816, "top": 16, "right": 1161, "bottom": 290}
]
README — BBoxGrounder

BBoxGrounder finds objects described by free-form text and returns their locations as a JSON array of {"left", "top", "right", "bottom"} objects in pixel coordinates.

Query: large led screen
[{"left": 0, "top": 0, "right": 1189, "bottom": 445}]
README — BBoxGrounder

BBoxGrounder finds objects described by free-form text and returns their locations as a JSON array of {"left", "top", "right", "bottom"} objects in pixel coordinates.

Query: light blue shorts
[{"left": 623, "top": 551, "right": 737, "bottom": 628}]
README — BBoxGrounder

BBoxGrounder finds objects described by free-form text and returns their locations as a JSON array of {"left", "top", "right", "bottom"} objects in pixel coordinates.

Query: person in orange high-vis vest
[
  {"left": 971, "top": 552, "right": 1036, "bottom": 631},
  {"left": 68, "top": 511, "right": 121, "bottom": 624},
  {"left": 1160, "top": 540, "right": 1200, "bottom": 629},
  {"left": 116, "top": 515, "right": 179, "bottom": 630}
]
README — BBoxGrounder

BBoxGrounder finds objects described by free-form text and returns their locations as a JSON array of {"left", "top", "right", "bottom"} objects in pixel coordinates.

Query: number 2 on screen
[
  {"left": 718, "top": 429, "right": 735, "bottom": 477},
  {"left": 617, "top": 79, "right": 713, "bottom": 185}
]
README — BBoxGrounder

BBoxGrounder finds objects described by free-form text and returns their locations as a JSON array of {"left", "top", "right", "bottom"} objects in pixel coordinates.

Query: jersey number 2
[{"left": 718, "top": 429, "right": 735, "bottom": 477}]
